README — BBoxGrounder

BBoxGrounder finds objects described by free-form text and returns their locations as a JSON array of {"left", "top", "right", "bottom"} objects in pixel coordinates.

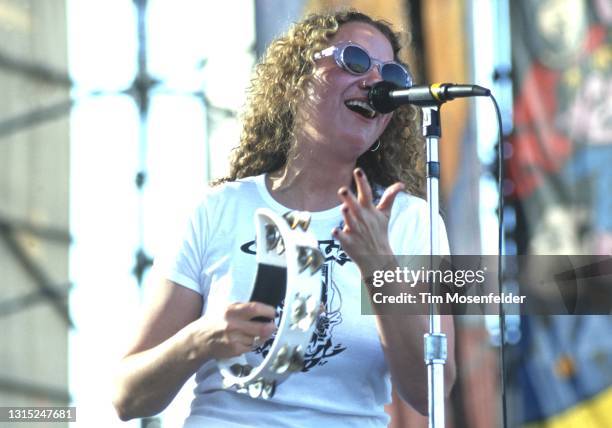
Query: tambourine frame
[{"left": 217, "top": 208, "right": 324, "bottom": 399}]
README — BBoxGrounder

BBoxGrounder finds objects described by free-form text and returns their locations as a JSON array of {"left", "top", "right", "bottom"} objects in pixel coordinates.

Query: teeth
[{"left": 345, "top": 99, "right": 376, "bottom": 119}]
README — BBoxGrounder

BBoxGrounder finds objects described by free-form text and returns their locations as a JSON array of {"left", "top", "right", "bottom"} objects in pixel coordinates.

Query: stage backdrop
[{"left": 509, "top": 0, "right": 612, "bottom": 426}]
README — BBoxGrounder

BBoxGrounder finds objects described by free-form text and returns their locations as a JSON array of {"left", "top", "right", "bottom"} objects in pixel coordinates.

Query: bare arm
[
  {"left": 334, "top": 168, "right": 456, "bottom": 415},
  {"left": 112, "top": 279, "right": 275, "bottom": 421}
]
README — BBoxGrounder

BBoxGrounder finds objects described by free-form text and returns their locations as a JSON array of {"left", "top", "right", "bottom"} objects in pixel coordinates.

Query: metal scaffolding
[{"left": 0, "top": 1, "right": 240, "bottom": 425}]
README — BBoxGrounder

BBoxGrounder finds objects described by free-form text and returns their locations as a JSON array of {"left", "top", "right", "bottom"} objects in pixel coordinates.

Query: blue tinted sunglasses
[{"left": 314, "top": 41, "right": 413, "bottom": 88}]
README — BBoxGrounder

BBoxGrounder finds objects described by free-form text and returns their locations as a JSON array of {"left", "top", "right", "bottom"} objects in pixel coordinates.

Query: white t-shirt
[{"left": 162, "top": 174, "right": 449, "bottom": 428}]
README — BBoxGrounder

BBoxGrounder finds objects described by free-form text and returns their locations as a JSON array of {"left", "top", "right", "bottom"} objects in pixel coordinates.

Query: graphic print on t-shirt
[{"left": 240, "top": 238, "right": 349, "bottom": 371}]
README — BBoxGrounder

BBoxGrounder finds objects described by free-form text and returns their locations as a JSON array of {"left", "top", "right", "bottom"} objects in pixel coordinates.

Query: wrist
[
  {"left": 359, "top": 254, "right": 398, "bottom": 281},
  {"left": 180, "top": 322, "right": 210, "bottom": 365}
]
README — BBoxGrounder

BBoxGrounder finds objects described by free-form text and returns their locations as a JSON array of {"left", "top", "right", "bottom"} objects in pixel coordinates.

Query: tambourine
[{"left": 217, "top": 208, "right": 324, "bottom": 399}]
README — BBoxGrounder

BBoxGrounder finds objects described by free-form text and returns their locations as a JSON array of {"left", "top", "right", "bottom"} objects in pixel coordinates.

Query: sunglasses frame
[{"left": 314, "top": 41, "right": 413, "bottom": 88}]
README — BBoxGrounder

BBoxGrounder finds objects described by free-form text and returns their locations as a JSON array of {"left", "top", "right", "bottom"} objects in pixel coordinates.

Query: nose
[{"left": 360, "top": 63, "right": 383, "bottom": 88}]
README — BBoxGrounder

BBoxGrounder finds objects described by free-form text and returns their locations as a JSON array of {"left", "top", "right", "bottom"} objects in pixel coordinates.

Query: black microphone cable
[{"left": 489, "top": 93, "right": 508, "bottom": 428}]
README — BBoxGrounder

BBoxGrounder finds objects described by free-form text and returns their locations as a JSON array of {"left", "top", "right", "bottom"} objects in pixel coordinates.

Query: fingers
[
  {"left": 231, "top": 317, "right": 275, "bottom": 338},
  {"left": 340, "top": 204, "right": 358, "bottom": 233},
  {"left": 224, "top": 302, "right": 276, "bottom": 341},
  {"left": 339, "top": 168, "right": 404, "bottom": 212},
  {"left": 223, "top": 330, "right": 262, "bottom": 356},
  {"left": 232, "top": 332, "right": 265, "bottom": 349},
  {"left": 226, "top": 301, "right": 276, "bottom": 322},
  {"left": 338, "top": 186, "right": 358, "bottom": 216},
  {"left": 334, "top": 169, "right": 402, "bottom": 270},
  {"left": 338, "top": 169, "right": 405, "bottom": 229},
  {"left": 332, "top": 224, "right": 353, "bottom": 251},
  {"left": 377, "top": 182, "right": 405, "bottom": 214},
  {"left": 228, "top": 330, "right": 257, "bottom": 348},
  {"left": 338, "top": 169, "right": 369, "bottom": 230},
  {"left": 353, "top": 168, "right": 373, "bottom": 207},
  {"left": 191, "top": 302, "right": 278, "bottom": 360},
  {"left": 338, "top": 168, "right": 374, "bottom": 209}
]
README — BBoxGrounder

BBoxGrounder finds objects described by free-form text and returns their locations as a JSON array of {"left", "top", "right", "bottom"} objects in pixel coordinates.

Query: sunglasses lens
[
  {"left": 381, "top": 63, "right": 411, "bottom": 88},
  {"left": 342, "top": 45, "right": 371, "bottom": 74}
]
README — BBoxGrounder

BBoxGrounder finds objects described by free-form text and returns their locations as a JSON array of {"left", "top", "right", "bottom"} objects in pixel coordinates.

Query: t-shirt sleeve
[
  {"left": 388, "top": 193, "right": 451, "bottom": 256},
  {"left": 155, "top": 200, "right": 209, "bottom": 295}
]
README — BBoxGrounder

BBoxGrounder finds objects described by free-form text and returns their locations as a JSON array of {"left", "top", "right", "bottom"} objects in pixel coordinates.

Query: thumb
[{"left": 377, "top": 182, "right": 405, "bottom": 214}]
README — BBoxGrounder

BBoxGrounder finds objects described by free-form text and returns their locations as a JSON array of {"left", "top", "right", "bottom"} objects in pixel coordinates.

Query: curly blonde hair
[{"left": 218, "top": 10, "right": 425, "bottom": 197}]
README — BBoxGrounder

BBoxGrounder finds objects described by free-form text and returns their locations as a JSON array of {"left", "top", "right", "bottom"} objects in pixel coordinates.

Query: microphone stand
[{"left": 422, "top": 106, "right": 447, "bottom": 428}]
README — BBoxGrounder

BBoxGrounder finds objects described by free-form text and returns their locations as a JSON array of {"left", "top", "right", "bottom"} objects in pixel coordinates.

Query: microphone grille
[{"left": 368, "top": 81, "right": 398, "bottom": 114}]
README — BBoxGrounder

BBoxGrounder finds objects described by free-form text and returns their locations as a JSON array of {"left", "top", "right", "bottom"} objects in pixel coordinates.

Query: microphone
[{"left": 368, "top": 81, "right": 491, "bottom": 113}]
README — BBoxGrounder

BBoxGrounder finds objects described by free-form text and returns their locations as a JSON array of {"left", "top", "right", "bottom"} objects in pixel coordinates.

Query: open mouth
[{"left": 344, "top": 99, "right": 377, "bottom": 119}]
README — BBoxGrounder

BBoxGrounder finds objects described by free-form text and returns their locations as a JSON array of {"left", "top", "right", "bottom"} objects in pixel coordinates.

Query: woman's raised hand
[{"left": 333, "top": 168, "right": 404, "bottom": 277}]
